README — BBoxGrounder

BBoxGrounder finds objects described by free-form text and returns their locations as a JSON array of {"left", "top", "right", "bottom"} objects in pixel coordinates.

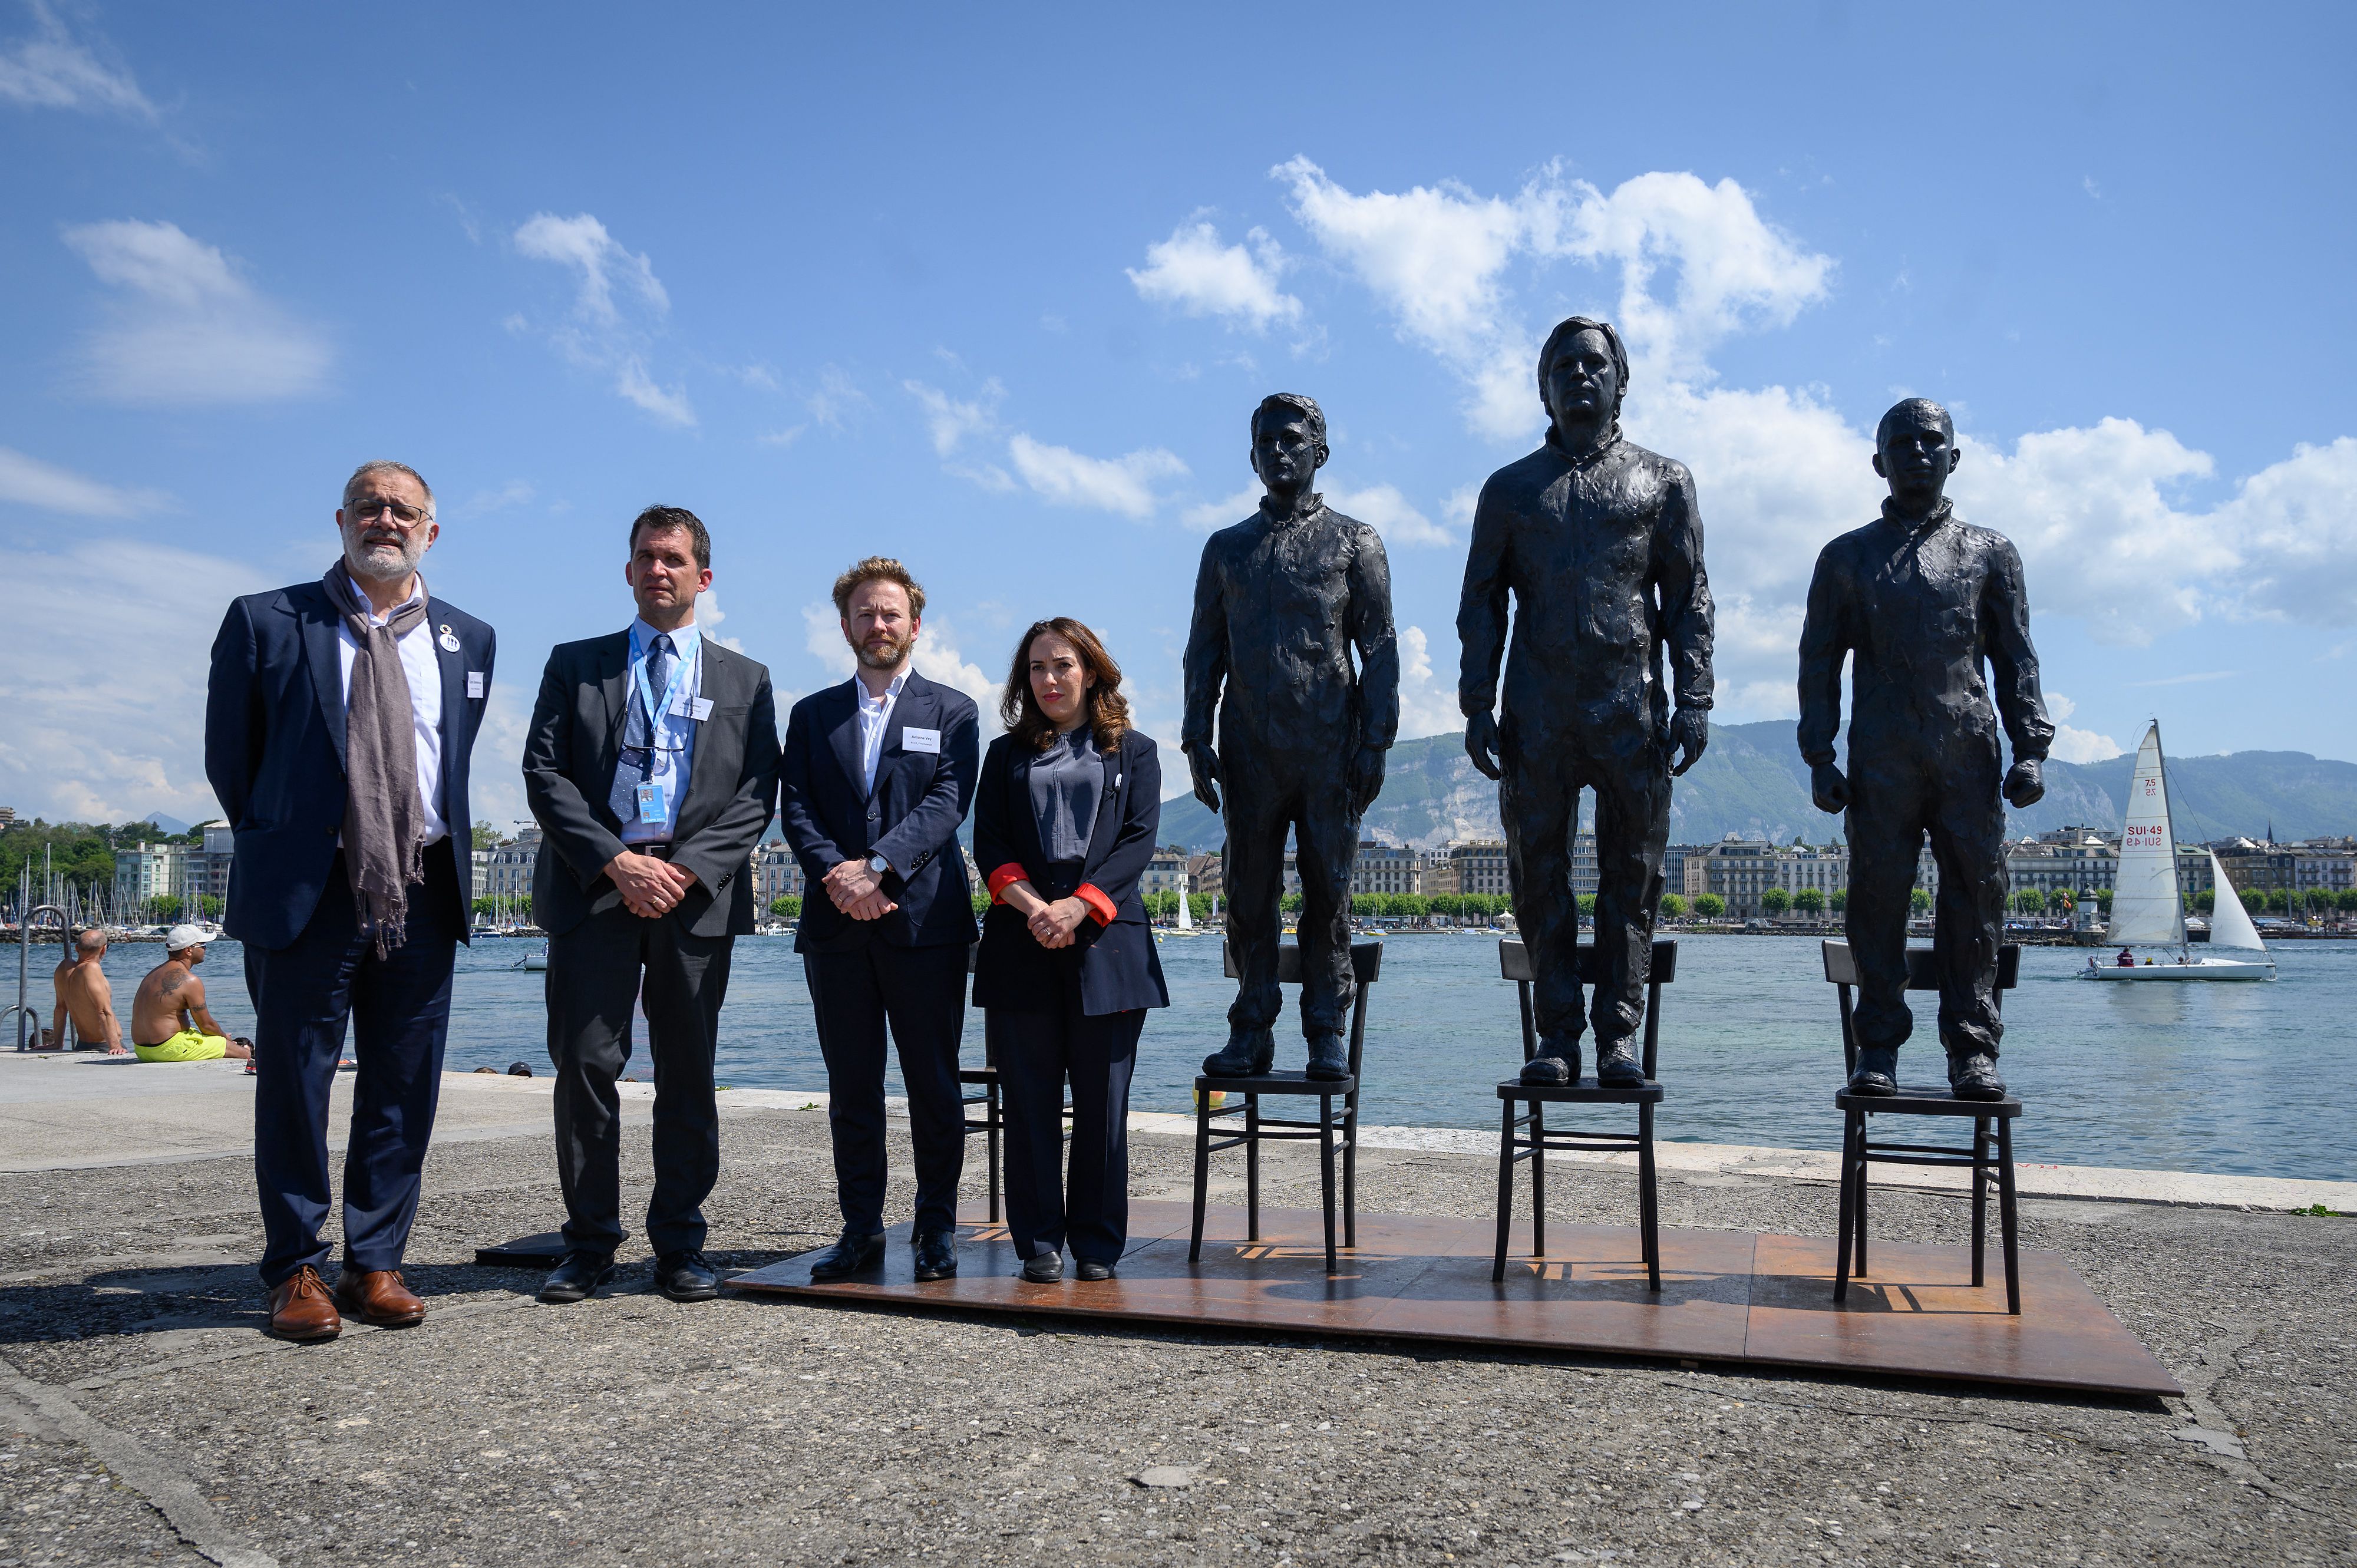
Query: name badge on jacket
[{"left": 903, "top": 727, "right": 942, "bottom": 754}]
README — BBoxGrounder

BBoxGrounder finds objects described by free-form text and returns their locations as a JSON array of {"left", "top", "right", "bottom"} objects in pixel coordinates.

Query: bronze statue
[
  {"left": 1184, "top": 393, "right": 1398, "bottom": 1080},
  {"left": 1798, "top": 398, "right": 2052, "bottom": 1100},
  {"left": 1458, "top": 317, "right": 1715, "bottom": 1088}
]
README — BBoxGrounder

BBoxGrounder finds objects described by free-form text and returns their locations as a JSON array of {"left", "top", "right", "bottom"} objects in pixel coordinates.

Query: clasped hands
[
  {"left": 605, "top": 850, "right": 698, "bottom": 919},
  {"left": 1000, "top": 880, "right": 1091, "bottom": 949},
  {"left": 822, "top": 857, "right": 899, "bottom": 922}
]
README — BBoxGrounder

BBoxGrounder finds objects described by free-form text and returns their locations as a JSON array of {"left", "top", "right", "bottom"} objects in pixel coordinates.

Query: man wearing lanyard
[{"left": 523, "top": 506, "right": 781, "bottom": 1304}]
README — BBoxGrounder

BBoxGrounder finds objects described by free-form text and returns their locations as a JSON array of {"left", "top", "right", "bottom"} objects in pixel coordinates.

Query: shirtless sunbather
[
  {"left": 50, "top": 930, "right": 125, "bottom": 1053},
  {"left": 132, "top": 927, "right": 250, "bottom": 1062}
]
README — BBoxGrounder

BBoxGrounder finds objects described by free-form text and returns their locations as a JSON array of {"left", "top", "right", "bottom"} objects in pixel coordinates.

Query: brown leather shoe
[
  {"left": 334, "top": 1266, "right": 427, "bottom": 1328},
  {"left": 266, "top": 1265, "right": 342, "bottom": 1341}
]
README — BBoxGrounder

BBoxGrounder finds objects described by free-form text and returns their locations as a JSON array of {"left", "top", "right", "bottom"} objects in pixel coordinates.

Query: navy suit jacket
[
  {"left": 971, "top": 729, "right": 1170, "bottom": 1017},
  {"left": 204, "top": 580, "right": 494, "bottom": 952},
  {"left": 521, "top": 630, "right": 781, "bottom": 940},
  {"left": 780, "top": 672, "right": 980, "bottom": 953}
]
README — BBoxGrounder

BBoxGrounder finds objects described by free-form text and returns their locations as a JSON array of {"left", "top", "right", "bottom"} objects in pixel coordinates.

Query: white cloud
[
  {"left": 1007, "top": 435, "right": 1187, "bottom": 520},
  {"left": 2042, "top": 692, "right": 2123, "bottom": 764},
  {"left": 806, "top": 365, "right": 868, "bottom": 431},
  {"left": 800, "top": 600, "right": 1000, "bottom": 719},
  {"left": 1394, "top": 625, "right": 1465, "bottom": 740},
  {"left": 0, "top": 1, "right": 152, "bottom": 120},
  {"left": 1127, "top": 219, "right": 1302, "bottom": 332},
  {"left": 0, "top": 539, "right": 272, "bottom": 823},
  {"left": 696, "top": 588, "right": 744, "bottom": 653},
  {"left": 0, "top": 447, "right": 168, "bottom": 518},
  {"left": 462, "top": 480, "right": 536, "bottom": 515},
  {"left": 60, "top": 220, "right": 331, "bottom": 404},
  {"left": 1327, "top": 481, "right": 1452, "bottom": 547},
  {"left": 904, "top": 377, "right": 1003, "bottom": 456},
  {"left": 1181, "top": 484, "right": 1261, "bottom": 533},
  {"left": 512, "top": 211, "right": 688, "bottom": 425}
]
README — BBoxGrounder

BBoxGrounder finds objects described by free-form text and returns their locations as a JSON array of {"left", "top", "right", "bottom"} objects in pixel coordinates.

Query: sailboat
[
  {"left": 2082, "top": 721, "right": 2275, "bottom": 981},
  {"left": 1170, "top": 873, "right": 1198, "bottom": 936}
]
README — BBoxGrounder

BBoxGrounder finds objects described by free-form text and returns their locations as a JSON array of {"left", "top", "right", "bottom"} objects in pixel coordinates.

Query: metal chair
[
  {"left": 1491, "top": 939, "right": 1678, "bottom": 1288},
  {"left": 1189, "top": 941, "right": 1382, "bottom": 1273},
  {"left": 1823, "top": 939, "right": 2024, "bottom": 1313}
]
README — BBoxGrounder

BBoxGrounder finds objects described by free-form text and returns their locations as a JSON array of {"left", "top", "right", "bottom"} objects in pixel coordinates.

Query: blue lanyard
[{"left": 628, "top": 625, "right": 695, "bottom": 749}]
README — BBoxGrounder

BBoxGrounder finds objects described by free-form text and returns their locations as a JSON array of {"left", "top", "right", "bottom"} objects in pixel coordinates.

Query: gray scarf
[{"left": 322, "top": 563, "right": 429, "bottom": 956}]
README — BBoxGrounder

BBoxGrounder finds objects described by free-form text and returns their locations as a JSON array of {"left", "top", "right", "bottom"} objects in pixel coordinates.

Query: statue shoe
[
  {"left": 1947, "top": 1051, "right": 2007, "bottom": 1101},
  {"left": 1847, "top": 1047, "right": 1899, "bottom": 1097},
  {"left": 1304, "top": 1032, "right": 1351, "bottom": 1081},
  {"left": 1202, "top": 1029, "right": 1275, "bottom": 1078},
  {"left": 1594, "top": 1039, "right": 1645, "bottom": 1087},
  {"left": 1520, "top": 1044, "right": 1577, "bottom": 1086}
]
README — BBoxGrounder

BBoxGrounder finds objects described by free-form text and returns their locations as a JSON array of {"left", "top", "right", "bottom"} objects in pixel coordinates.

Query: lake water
[{"left": 16, "top": 932, "right": 2353, "bottom": 1183}]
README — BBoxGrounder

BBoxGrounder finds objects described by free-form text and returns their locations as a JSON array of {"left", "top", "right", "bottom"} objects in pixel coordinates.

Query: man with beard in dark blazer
[
  {"left": 523, "top": 505, "right": 780, "bottom": 1304},
  {"left": 778, "top": 557, "right": 981, "bottom": 1284}
]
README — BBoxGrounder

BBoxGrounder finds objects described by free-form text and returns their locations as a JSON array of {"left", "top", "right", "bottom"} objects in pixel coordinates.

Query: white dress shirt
[
  {"left": 335, "top": 574, "right": 447, "bottom": 846},
  {"left": 618, "top": 616, "right": 704, "bottom": 846},
  {"left": 854, "top": 668, "right": 909, "bottom": 795}
]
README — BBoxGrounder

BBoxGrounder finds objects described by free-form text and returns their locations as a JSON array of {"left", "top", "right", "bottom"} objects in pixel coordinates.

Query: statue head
[
  {"left": 1250, "top": 392, "right": 1328, "bottom": 503},
  {"left": 1537, "top": 316, "right": 1628, "bottom": 441},
  {"left": 1872, "top": 398, "right": 1960, "bottom": 513}
]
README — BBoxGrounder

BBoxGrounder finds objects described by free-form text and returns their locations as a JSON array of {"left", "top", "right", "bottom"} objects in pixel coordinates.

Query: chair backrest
[
  {"left": 1820, "top": 939, "right": 2020, "bottom": 1074},
  {"left": 1496, "top": 939, "right": 1678, "bottom": 1078},
  {"left": 1222, "top": 941, "right": 1384, "bottom": 1078}
]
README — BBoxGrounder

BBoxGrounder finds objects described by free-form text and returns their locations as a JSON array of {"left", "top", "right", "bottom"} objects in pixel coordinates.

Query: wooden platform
[{"left": 725, "top": 1199, "right": 2180, "bottom": 1398}]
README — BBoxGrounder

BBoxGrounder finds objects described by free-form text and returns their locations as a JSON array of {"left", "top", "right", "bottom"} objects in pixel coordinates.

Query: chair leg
[
  {"left": 1833, "top": 1111, "right": 1858, "bottom": 1303},
  {"left": 1638, "top": 1101, "right": 1661, "bottom": 1293},
  {"left": 1529, "top": 1101, "right": 1548, "bottom": 1259},
  {"left": 1245, "top": 1094, "right": 1261, "bottom": 1244},
  {"left": 1492, "top": 1099, "right": 1516, "bottom": 1283},
  {"left": 1851, "top": 1113, "right": 1871, "bottom": 1279},
  {"left": 1319, "top": 1094, "right": 1338, "bottom": 1275},
  {"left": 1189, "top": 1094, "right": 1211, "bottom": 1263},
  {"left": 1970, "top": 1117, "right": 1989, "bottom": 1289},
  {"left": 988, "top": 1078, "right": 1002, "bottom": 1225},
  {"left": 1998, "top": 1117, "right": 2022, "bottom": 1316},
  {"left": 1342, "top": 1085, "right": 1361, "bottom": 1252}
]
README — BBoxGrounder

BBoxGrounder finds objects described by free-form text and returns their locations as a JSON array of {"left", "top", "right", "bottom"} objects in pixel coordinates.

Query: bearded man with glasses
[{"left": 205, "top": 459, "right": 497, "bottom": 1341}]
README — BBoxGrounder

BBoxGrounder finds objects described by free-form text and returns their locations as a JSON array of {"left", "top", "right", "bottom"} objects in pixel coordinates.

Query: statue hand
[
  {"left": 2003, "top": 756, "right": 2045, "bottom": 808},
  {"left": 1464, "top": 711, "right": 1501, "bottom": 782},
  {"left": 1186, "top": 743, "right": 1222, "bottom": 814},
  {"left": 1668, "top": 707, "right": 1710, "bottom": 777},
  {"left": 1811, "top": 761, "right": 1851, "bottom": 815},
  {"left": 1348, "top": 745, "right": 1388, "bottom": 818}
]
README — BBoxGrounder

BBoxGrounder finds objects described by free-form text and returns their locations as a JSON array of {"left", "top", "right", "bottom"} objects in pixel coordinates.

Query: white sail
[
  {"left": 2105, "top": 721, "right": 2185, "bottom": 948},
  {"left": 2205, "top": 850, "right": 2269, "bottom": 951},
  {"left": 1176, "top": 876, "right": 1194, "bottom": 930}
]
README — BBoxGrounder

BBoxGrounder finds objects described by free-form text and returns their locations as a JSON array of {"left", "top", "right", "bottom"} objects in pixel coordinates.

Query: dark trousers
[
  {"left": 246, "top": 845, "right": 458, "bottom": 1286},
  {"left": 805, "top": 939, "right": 968, "bottom": 1236},
  {"left": 1222, "top": 738, "right": 1358, "bottom": 1039},
  {"left": 545, "top": 899, "right": 734, "bottom": 1256},
  {"left": 989, "top": 967, "right": 1143, "bottom": 1266},
  {"left": 1846, "top": 748, "right": 2007, "bottom": 1057},
  {"left": 1500, "top": 724, "right": 1671, "bottom": 1047}
]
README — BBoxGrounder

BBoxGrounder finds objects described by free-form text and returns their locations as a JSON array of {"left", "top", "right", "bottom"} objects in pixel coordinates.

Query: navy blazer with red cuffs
[{"left": 972, "top": 728, "right": 1170, "bottom": 1018}]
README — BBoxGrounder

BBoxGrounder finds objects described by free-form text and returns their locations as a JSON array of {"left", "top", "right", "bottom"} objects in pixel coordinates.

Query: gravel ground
[{"left": 0, "top": 1103, "right": 2349, "bottom": 1567}]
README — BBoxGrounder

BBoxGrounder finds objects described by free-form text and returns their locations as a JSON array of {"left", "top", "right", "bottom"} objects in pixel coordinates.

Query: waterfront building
[
  {"left": 187, "top": 822, "right": 234, "bottom": 906},
  {"left": 1420, "top": 850, "right": 1458, "bottom": 897},
  {"left": 1143, "top": 844, "right": 1190, "bottom": 898},
  {"left": 112, "top": 840, "right": 189, "bottom": 913},
  {"left": 751, "top": 840, "right": 804, "bottom": 905},
  {"left": 1351, "top": 840, "right": 1422, "bottom": 897},
  {"left": 1680, "top": 834, "right": 1859, "bottom": 920},
  {"left": 478, "top": 828, "right": 540, "bottom": 907},
  {"left": 1186, "top": 851, "right": 1223, "bottom": 902},
  {"left": 1449, "top": 840, "right": 1510, "bottom": 897}
]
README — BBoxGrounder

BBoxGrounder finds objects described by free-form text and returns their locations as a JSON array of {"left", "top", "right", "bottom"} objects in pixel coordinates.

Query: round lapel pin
[{"left": 438, "top": 625, "right": 461, "bottom": 652}]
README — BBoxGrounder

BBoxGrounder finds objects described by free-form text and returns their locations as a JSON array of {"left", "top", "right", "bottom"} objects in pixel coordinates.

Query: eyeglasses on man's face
[{"left": 345, "top": 496, "right": 432, "bottom": 525}]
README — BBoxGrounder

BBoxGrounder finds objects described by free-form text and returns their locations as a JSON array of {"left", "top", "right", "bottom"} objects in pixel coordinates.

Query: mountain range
[{"left": 1151, "top": 722, "right": 2357, "bottom": 853}]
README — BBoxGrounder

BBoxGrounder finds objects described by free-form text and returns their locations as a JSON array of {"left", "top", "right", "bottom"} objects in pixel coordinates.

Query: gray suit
[{"left": 522, "top": 629, "right": 781, "bottom": 1256}]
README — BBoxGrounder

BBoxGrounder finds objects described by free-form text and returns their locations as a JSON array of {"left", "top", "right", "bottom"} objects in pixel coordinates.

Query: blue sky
[{"left": 4, "top": 1, "right": 2353, "bottom": 830}]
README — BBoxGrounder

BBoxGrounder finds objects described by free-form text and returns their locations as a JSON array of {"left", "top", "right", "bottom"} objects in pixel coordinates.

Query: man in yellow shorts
[{"left": 132, "top": 927, "right": 251, "bottom": 1063}]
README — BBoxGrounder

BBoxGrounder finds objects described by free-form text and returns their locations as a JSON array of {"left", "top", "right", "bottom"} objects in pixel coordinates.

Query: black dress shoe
[
  {"left": 912, "top": 1230, "right": 958, "bottom": 1282},
  {"left": 1847, "top": 1046, "right": 1899, "bottom": 1097},
  {"left": 1075, "top": 1260, "right": 1114, "bottom": 1282},
  {"left": 539, "top": 1251, "right": 616, "bottom": 1304},
  {"left": 1304, "top": 1032, "right": 1350, "bottom": 1081},
  {"left": 1948, "top": 1051, "right": 2006, "bottom": 1101},
  {"left": 1520, "top": 1051, "right": 1576, "bottom": 1086},
  {"left": 653, "top": 1250, "right": 719, "bottom": 1302},
  {"left": 1202, "top": 1028, "right": 1275, "bottom": 1078},
  {"left": 807, "top": 1230, "right": 886, "bottom": 1282},
  {"left": 1595, "top": 1039, "right": 1645, "bottom": 1087},
  {"left": 1022, "top": 1249, "right": 1063, "bottom": 1283}
]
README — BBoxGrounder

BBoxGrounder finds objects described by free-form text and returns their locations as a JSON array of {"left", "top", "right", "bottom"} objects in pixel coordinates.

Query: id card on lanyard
[{"left": 629, "top": 625, "right": 695, "bottom": 827}]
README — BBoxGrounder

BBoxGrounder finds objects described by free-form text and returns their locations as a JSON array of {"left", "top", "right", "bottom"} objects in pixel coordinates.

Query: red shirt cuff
[
  {"left": 1075, "top": 884, "right": 1118, "bottom": 926},
  {"left": 986, "top": 863, "right": 1028, "bottom": 903}
]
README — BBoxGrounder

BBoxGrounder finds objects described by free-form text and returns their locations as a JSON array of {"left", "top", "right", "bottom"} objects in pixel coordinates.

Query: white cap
[{"left": 166, "top": 925, "right": 207, "bottom": 952}]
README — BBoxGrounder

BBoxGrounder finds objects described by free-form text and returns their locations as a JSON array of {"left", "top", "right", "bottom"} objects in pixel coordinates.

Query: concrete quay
[{"left": 0, "top": 1049, "right": 2349, "bottom": 1567}]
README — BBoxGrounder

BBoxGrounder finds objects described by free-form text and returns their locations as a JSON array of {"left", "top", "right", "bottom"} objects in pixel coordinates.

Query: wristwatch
[{"left": 867, "top": 854, "right": 892, "bottom": 878}]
